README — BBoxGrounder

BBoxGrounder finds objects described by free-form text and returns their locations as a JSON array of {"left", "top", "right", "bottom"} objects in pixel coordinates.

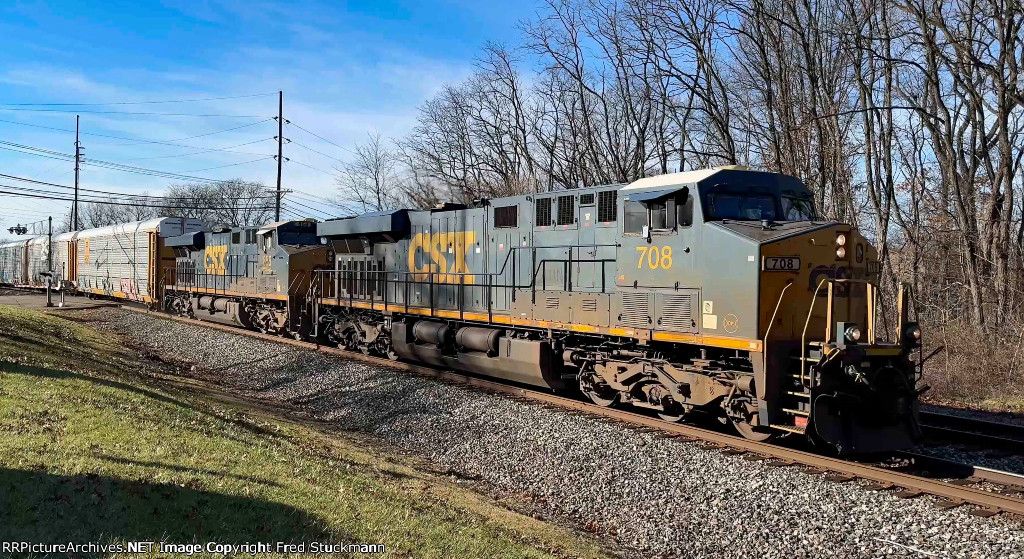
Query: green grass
[{"left": 0, "top": 305, "right": 610, "bottom": 558}]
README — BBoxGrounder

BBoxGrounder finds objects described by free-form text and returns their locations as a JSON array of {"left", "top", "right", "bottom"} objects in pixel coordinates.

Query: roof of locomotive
[{"left": 620, "top": 166, "right": 743, "bottom": 192}]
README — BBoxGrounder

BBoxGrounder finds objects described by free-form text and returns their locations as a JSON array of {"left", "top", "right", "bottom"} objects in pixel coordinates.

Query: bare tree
[{"left": 335, "top": 132, "right": 401, "bottom": 213}]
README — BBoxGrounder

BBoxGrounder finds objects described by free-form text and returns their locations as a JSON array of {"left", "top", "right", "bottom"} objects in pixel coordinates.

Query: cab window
[
  {"left": 677, "top": 192, "right": 693, "bottom": 227},
  {"left": 623, "top": 201, "right": 646, "bottom": 235},
  {"left": 627, "top": 189, "right": 694, "bottom": 235},
  {"left": 262, "top": 232, "right": 276, "bottom": 253}
]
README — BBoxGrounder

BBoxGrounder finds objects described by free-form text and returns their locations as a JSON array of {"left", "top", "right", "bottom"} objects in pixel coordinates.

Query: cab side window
[
  {"left": 262, "top": 232, "right": 275, "bottom": 254},
  {"left": 623, "top": 201, "right": 646, "bottom": 235},
  {"left": 677, "top": 190, "right": 693, "bottom": 227}
]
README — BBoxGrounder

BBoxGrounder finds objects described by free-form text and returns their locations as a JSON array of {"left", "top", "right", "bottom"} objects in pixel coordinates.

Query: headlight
[
  {"left": 836, "top": 233, "right": 847, "bottom": 246},
  {"left": 845, "top": 325, "right": 862, "bottom": 342},
  {"left": 836, "top": 246, "right": 847, "bottom": 259},
  {"left": 904, "top": 323, "right": 922, "bottom": 343}
]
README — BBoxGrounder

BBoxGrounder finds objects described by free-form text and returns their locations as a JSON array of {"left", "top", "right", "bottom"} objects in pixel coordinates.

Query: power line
[
  {"left": 177, "top": 156, "right": 274, "bottom": 173},
  {"left": 0, "top": 138, "right": 264, "bottom": 183},
  {"left": 0, "top": 107, "right": 267, "bottom": 117},
  {"left": 0, "top": 173, "right": 276, "bottom": 201},
  {"left": 290, "top": 190, "right": 339, "bottom": 206},
  {"left": 120, "top": 138, "right": 274, "bottom": 160},
  {"left": 283, "top": 197, "right": 335, "bottom": 218},
  {"left": 0, "top": 92, "right": 278, "bottom": 106},
  {"left": 286, "top": 157, "right": 344, "bottom": 181},
  {"left": 0, "top": 117, "right": 275, "bottom": 149},
  {"left": 290, "top": 138, "right": 347, "bottom": 164},
  {"left": 287, "top": 121, "right": 356, "bottom": 155},
  {"left": 0, "top": 186, "right": 278, "bottom": 211}
]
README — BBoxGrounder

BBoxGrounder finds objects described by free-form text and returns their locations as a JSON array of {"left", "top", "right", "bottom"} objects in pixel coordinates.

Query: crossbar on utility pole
[
  {"left": 276, "top": 90, "right": 283, "bottom": 222},
  {"left": 73, "top": 115, "right": 81, "bottom": 231}
]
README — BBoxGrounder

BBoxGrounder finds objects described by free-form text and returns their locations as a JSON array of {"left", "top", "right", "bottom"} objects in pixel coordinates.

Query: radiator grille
[
  {"left": 580, "top": 193, "right": 595, "bottom": 205},
  {"left": 657, "top": 294, "right": 695, "bottom": 332},
  {"left": 535, "top": 198, "right": 552, "bottom": 227},
  {"left": 581, "top": 298, "right": 598, "bottom": 312},
  {"left": 545, "top": 296, "right": 560, "bottom": 309},
  {"left": 557, "top": 195, "right": 575, "bottom": 225},
  {"left": 598, "top": 190, "right": 617, "bottom": 222},
  {"left": 619, "top": 292, "right": 650, "bottom": 328}
]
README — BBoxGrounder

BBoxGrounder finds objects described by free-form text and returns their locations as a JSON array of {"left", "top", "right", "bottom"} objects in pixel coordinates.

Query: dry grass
[{"left": 920, "top": 318, "right": 1024, "bottom": 414}]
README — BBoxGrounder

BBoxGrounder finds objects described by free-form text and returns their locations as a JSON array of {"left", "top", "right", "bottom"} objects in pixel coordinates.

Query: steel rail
[
  {"left": 110, "top": 305, "right": 1024, "bottom": 518},
  {"left": 920, "top": 410, "right": 1024, "bottom": 450}
]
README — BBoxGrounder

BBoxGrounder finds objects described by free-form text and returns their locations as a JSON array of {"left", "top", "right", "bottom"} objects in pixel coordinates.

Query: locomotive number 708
[{"left": 635, "top": 246, "right": 673, "bottom": 270}]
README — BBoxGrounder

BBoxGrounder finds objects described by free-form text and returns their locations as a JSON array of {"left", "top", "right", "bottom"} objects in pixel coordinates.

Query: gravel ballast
[{"left": 84, "top": 308, "right": 1024, "bottom": 558}]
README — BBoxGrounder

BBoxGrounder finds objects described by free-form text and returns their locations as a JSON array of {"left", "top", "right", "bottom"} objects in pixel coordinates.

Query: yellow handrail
[{"left": 801, "top": 278, "right": 830, "bottom": 387}]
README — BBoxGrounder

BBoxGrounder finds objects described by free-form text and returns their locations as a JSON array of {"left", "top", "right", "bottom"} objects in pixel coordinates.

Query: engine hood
[{"left": 708, "top": 220, "right": 837, "bottom": 244}]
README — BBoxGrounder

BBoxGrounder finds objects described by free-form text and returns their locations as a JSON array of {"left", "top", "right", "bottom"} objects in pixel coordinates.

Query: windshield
[
  {"left": 707, "top": 193, "right": 777, "bottom": 221},
  {"left": 781, "top": 195, "right": 817, "bottom": 220},
  {"left": 277, "top": 222, "right": 319, "bottom": 245}
]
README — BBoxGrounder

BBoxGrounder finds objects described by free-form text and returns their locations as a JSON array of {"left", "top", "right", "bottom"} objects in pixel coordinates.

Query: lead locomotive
[{"left": 308, "top": 167, "right": 923, "bottom": 454}]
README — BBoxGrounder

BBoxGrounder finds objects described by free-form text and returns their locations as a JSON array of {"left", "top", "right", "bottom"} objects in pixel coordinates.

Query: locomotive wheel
[
  {"left": 658, "top": 408, "right": 686, "bottom": 423},
  {"left": 731, "top": 419, "right": 776, "bottom": 442},
  {"left": 658, "top": 398, "right": 687, "bottom": 423},
  {"left": 580, "top": 376, "right": 618, "bottom": 407}
]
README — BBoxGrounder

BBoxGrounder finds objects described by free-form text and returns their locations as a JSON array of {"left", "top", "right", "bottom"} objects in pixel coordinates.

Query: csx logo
[
  {"left": 408, "top": 231, "right": 476, "bottom": 284},
  {"left": 204, "top": 245, "right": 228, "bottom": 275}
]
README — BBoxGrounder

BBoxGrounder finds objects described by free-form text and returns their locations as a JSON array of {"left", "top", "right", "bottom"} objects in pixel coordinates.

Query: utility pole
[
  {"left": 276, "top": 90, "right": 283, "bottom": 222},
  {"left": 73, "top": 115, "right": 81, "bottom": 231},
  {"left": 47, "top": 216, "right": 52, "bottom": 271}
]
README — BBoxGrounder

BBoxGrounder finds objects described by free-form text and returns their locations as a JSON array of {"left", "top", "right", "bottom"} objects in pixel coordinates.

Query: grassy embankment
[{"left": 0, "top": 304, "right": 609, "bottom": 558}]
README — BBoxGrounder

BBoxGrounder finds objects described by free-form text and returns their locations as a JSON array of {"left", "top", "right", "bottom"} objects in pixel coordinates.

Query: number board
[{"left": 763, "top": 256, "right": 800, "bottom": 271}]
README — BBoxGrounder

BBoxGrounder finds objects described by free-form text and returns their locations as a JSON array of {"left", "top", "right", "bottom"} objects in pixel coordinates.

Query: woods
[
  {"left": 376, "top": 0, "right": 1024, "bottom": 400},
  {"left": 389, "top": 0, "right": 1021, "bottom": 325}
]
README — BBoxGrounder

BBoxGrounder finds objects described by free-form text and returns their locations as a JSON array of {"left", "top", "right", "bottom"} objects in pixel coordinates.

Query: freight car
[
  {"left": 0, "top": 217, "right": 203, "bottom": 300},
  {"left": 310, "top": 167, "right": 924, "bottom": 454}
]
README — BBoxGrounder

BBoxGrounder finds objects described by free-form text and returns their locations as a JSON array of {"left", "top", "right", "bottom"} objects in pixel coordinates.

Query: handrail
[
  {"left": 763, "top": 279, "right": 794, "bottom": 375},
  {"left": 799, "top": 277, "right": 882, "bottom": 388},
  {"left": 801, "top": 277, "right": 831, "bottom": 387}
]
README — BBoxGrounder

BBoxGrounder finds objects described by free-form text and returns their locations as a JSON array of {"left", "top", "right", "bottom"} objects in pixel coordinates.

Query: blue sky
[{"left": 0, "top": 0, "right": 541, "bottom": 229}]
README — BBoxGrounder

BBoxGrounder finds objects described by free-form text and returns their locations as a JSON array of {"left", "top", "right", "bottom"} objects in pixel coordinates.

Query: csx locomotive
[{"left": 0, "top": 166, "right": 924, "bottom": 454}]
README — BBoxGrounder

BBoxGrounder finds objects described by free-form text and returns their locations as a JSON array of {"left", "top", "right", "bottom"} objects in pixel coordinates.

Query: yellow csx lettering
[
  {"left": 408, "top": 232, "right": 477, "bottom": 284},
  {"left": 204, "top": 245, "right": 228, "bottom": 275}
]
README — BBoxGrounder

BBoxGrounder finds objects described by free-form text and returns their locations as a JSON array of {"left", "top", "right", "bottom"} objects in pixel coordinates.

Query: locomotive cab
[{"left": 609, "top": 168, "right": 921, "bottom": 453}]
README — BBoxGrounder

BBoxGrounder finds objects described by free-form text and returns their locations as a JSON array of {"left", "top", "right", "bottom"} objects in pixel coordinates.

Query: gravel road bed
[{"left": 84, "top": 308, "right": 1024, "bottom": 559}]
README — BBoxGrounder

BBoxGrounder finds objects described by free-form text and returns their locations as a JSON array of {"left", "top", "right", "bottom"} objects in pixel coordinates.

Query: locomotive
[
  {"left": 0, "top": 166, "right": 923, "bottom": 454},
  {"left": 308, "top": 166, "right": 923, "bottom": 454}
]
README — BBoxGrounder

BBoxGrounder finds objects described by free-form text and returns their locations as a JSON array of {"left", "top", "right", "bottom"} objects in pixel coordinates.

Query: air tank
[{"left": 455, "top": 327, "right": 503, "bottom": 354}]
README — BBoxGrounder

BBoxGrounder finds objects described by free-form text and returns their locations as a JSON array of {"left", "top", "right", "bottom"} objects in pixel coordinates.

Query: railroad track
[
  {"left": 920, "top": 409, "right": 1024, "bottom": 454},
  {"left": 51, "top": 304, "right": 1024, "bottom": 519}
]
